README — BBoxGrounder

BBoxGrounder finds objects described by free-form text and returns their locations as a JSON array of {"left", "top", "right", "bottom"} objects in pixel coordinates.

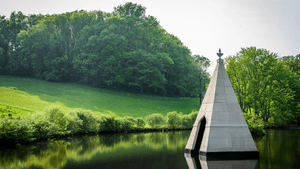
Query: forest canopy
[{"left": 0, "top": 2, "right": 210, "bottom": 97}]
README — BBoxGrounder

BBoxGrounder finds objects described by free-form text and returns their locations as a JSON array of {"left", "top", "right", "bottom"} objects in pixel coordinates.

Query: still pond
[{"left": 0, "top": 129, "right": 299, "bottom": 169}]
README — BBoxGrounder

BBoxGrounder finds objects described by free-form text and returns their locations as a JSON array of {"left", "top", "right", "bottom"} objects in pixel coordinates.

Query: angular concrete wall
[{"left": 185, "top": 58, "right": 258, "bottom": 156}]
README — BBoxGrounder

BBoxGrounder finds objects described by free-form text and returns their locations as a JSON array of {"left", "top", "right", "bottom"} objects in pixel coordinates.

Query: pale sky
[{"left": 1, "top": 0, "right": 300, "bottom": 74}]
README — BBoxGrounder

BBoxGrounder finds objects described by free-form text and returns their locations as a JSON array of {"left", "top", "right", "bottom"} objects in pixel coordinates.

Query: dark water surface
[{"left": 0, "top": 129, "right": 299, "bottom": 169}]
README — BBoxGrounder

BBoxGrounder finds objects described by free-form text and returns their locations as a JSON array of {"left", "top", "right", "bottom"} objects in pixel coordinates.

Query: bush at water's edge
[
  {"left": 244, "top": 114, "right": 266, "bottom": 136},
  {"left": 0, "top": 106, "right": 265, "bottom": 143}
]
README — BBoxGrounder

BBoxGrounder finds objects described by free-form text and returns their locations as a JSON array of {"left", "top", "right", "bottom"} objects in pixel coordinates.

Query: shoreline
[{"left": 0, "top": 128, "right": 192, "bottom": 148}]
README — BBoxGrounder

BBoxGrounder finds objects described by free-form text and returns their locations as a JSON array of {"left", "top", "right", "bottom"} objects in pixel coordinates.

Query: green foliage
[
  {"left": 0, "top": 12, "right": 28, "bottom": 75},
  {"left": 136, "top": 117, "right": 145, "bottom": 128},
  {"left": 0, "top": 116, "right": 34, "bottom": 141},
  {"left": 0, "top": 105, "right": 15, "bottom": 114},
  {"left": 181, "top": 114, "right": 193, "bottom": 129},
  {"left": 0, "top": 131, "right": 190, "bottom": 169},
  {"left": 226, "top": 47, "right": 300, "bottom": 128},
  {"left": 70, "top": 108, "right": 98, "bottom": 133},
  {"left": 124, "top": 116, "right": 136, "bottom": 123},
  {"left": 145, "top": 113, "right": 166, "bottom": 129},
  {"left": 45, "top": 105, "right": 68, "bottom": 132},
  {"left": 0, "top": 100, "right": 204, "bottom": 143},
  {"left": 113, "top": 2, "right": 146, "bottom": 18},
  {"left": 189, "top": 109, "right": 198, "bottom": 123},
  {"left": 97, "top": 114, "right": 121, "bottom": 132},
  {"left": 65, "top": 111, "right": 83, "bottom": 134},
  {"left": 1, "top": 3, "right": 210, "bottom": 98},
  {"left": 0, "top": 102, "right": 264, "bottom": 142},
  {"left": 30, "top": 112, "right": 51, "bottom": 138},
  {"left": 280, "top": 56, "right": 300, "bottom": 123},
  {"left": 119, "top": 117, "right": 134, "bottom": 131},
  {"left": 167, "top": 111, "right": 181, "bottom": 129},
  {"left": 192, "top": 55, "right": 211, "bottom": 103},
  {"left": 244, "top": 114, "right": 266, "bottom": 136}
]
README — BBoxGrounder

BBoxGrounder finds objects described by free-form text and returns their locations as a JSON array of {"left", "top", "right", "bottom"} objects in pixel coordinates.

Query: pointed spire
[
  {"left": 217, "top": 48, "right": 224, "bottom": 63},
  {"left": 184, "top": 49, "right": 259, "bottom": 159},
  {"left": 217, "top": 48, "right": 223, "bottom": 58}
]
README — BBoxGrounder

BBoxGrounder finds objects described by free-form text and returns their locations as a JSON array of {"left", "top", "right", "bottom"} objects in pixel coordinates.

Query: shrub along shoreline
[
  {"left": 0, "top": 105, "right": 265, "bottom": 145},
  {"left": 0, "top": 105, "right": 199, "bottom": 144}
]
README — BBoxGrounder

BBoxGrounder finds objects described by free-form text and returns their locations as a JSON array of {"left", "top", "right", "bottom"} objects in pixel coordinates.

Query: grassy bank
[
  {"left": 0, "top": 76, "right": 199, "bottom": 143},
  {"left": 0, "top": 75, "right": 199, "bottom": 118},
  {"left": 0, "top": 103, "right": 198, "bottom": 143},
  {"left": 0, "top": 76, "right": 265, "bottom": 143},
  {"left": 0, "top": 86, "right": 72, "bottom": 117}
]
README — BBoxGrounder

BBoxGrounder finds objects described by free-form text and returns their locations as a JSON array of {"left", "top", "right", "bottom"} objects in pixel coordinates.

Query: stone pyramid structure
[{"left": 184, "top": 49, "right": 258, "bottom": 159}]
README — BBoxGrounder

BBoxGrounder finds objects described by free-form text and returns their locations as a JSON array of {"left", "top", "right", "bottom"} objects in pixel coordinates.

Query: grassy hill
[{"left": 0, "top": 76, "right": 200, "bottom": 118}]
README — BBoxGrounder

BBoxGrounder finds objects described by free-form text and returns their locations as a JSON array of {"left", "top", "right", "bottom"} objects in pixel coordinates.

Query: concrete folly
[{"left": 184, "top": 49, "right": 259, "bottom": 159}]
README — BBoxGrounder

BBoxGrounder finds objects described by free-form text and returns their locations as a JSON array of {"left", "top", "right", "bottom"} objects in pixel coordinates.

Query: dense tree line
[
  {"left": 0, "top": 2, "right": 210, "bottom": 97},
  {"left": 226, "top": 47, "right": 300, "bottom": 127}
]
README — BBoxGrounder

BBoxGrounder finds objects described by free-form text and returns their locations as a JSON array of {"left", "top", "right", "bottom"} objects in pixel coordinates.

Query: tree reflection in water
[
  {"left": 1, "top": 129, "right": 299, "bottom": 169},
  {"left": 0, "top": 131, "right": 189, "bottom": 169}
]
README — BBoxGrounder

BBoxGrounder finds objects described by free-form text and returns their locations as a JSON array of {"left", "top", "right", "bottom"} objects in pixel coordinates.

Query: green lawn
[
  {"left": 0, "top": 75, "right": 200, "bottom": 118},
  {"left": 0, "top": 86, "right": 72, "bottom": 117}
]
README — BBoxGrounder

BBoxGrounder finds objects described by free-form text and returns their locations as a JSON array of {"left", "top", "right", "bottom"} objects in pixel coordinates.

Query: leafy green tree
[
  {"left": 0, "top": 15, "right": 10, "bottom": 74},
  {"left": 18, "top": 11, "right": 97, "bottom": 81},
  {"left": 6, "top": 3, "right": 209, "bottom": 97},
  {"left": 145, "top": 113, "right": 165, "bottom": 129},
  {"left": 73, "top": 5, "right": 176, "bottom": 95},
  {"left": 280, "top": 54, "right": 300, "bottom": 124},
  {"left": 226, "top": 47, "right": 300, "bottom": 126},
  {"left": 167, "top": 111, "right": 181, "bottom": 129},
  {"left": 113, "top": 2, "right": 146, "bottom": 18},
  {"left": 18, "top": 20, "right": 51, "bottom": 78},
  {"left": 0, "top": 11, "right": 28, "bottom": 75},
  {"left": 136, "top": 117, "right": 145, "bottom": 128},
  {"left": 193, "top": 55, "right": 211, "bottom": 104},
  {"left": 159, "top": 33, "right": 195, "bottom": 96}
]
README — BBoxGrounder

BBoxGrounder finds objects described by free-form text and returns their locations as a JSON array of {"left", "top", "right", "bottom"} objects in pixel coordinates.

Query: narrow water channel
[{"left": 0, "top": 129, "right": 299, "bottom": 169}]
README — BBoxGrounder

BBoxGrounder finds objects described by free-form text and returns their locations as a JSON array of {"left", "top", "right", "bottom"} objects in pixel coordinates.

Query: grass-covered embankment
[
  {"left": 0, "top": 86, "right": 72, "bottom": 117},
  {"left": 0, "top": 76, "right": 265, "bottom": 143},
  {"left": 0, "top": 75, "right": 199, "bottom": 118},
  {"left": 0, "top": 101, "right": 198, "bottom": 143},
  {"left": 0, "top": 75, "right": 200, "bottom": 143}
]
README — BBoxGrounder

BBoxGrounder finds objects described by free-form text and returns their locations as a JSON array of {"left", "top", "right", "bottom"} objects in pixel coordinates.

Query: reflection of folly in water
[
  {"left": 184, "top": 153, "right": 258, "bottom": 169},
  {"left": 184, "top": 49, "right": 259, "bottom": 159}
]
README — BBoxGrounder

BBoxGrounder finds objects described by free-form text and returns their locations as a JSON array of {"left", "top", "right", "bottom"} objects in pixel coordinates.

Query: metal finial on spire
[{"left": 217, "top": 48, "right": 223, "bottom": 58}]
